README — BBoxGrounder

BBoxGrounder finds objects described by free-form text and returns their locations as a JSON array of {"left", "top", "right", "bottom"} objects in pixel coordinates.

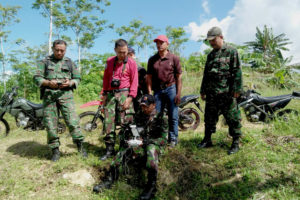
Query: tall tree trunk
[
  {"left": 48, "top": 0, "right": 53, "bottom": 55},
  {"left": 0, "top": 36, "right": 6, "bottom": 92},
  {"left": 77, "top": 36, "right": 81, "bottom": 72}
]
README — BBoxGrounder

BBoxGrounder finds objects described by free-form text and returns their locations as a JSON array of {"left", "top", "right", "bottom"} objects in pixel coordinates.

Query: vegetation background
[{"left": 0, "top": 1, "right": 300, "bottom": 199}]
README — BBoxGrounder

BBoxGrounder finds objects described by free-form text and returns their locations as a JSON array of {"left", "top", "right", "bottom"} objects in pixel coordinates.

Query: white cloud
[
  {"left": 186, "top": 0, "right": 300, "bottom": 63},
  {"left": 202, "top": 0, "right": 210, "bottom": 14}
]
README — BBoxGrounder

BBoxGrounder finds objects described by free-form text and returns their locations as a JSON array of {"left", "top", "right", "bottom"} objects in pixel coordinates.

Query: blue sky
[
  {"left": 2, "top": 0, "right": 235, "bottom": 62},
  {"left": 2, "top": 0, "right": 300, "bottom": 71}
]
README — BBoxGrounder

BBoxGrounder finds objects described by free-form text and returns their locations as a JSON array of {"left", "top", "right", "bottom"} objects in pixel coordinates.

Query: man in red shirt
[
  {"left": 146, "top": 35, "right": 182, "bottom": 147},
  {"left": 100, "top": 39, "right": 138, "bottom": 160}
]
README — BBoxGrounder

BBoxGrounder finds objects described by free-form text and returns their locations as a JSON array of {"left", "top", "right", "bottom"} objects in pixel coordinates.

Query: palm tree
[{"left": 245, "top": 25, "right": 292, "bottom": 70}]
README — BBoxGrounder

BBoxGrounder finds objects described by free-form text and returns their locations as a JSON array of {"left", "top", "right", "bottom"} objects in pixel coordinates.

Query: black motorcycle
[
  {"left": 238, "top": 90, "right": 300, "bottom": 122},
  {"left": 79, "top": 94, "right": 203, "bottom": 135},
  {"left": 0, "top": 87, "right": 66, "bottom": 137}
]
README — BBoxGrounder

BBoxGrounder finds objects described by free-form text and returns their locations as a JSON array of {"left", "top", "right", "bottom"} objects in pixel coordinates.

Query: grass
[{"left": 0, "top": 69, "right": 299, "bottom": 199}]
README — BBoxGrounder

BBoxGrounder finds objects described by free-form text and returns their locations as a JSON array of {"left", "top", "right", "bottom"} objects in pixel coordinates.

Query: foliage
[
  {"left": 0, "top": 3, "right": 21, "bottom": 92},
  {"left": 182, "top": 52, "right": 207, "bottom": 72},
  {"left": 165, "top": 26, "right": 188, "bottom": 56},
  {"left": 115, "top": 19, "right": 158, "bottom": 60},
  {"left": 245, "top": 25, "right": 292, "bottom": 72},
  {"left": 77, "top": 52, "right": 113, "bottom": 102},
  {"left": 54, "top": 0, "right": 112, "bottom": 69}
]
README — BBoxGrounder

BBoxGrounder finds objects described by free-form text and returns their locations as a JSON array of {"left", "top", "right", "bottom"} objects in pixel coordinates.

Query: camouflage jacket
[
  {"left": 135, "top": 110, "right": 168, "bottom": 147},
  {"left": 200, "top": 43, "right": 243, "bottom": 96},
  {"left": 33, "top": 55, "right": 81, "bottom": 88}
]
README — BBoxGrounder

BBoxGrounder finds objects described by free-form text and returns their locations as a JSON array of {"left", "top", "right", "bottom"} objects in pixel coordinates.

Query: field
[{"left": 0, "top": 70, "right": 299, "bottom": 200}]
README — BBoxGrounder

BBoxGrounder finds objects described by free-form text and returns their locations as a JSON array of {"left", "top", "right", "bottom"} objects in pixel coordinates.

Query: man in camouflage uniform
[
  {"left": 100, "top": 39, "right": 138, "bottom": 160},
  {"left": 93, "top": 94, "right": 168, "bottom": 200},
  {"left": 198, "top": 27, "right": 243, "bottom": 155},
  {"left": 33, "top": 39, "right": 87, "bottom": 161}
]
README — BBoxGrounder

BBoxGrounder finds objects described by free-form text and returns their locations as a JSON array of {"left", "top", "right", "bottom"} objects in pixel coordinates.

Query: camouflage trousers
[
  {"left": 204, "top": 93, "right": 242, "bottom": 138},
  {"left": 103, "top": 91, "right": 135, "bottom": 144},
  {"left": 111, "top": 143, "right": 161, "bottom": 173},
  {"left": 43, "top": 90, "right": 84, "bottom": 149}
]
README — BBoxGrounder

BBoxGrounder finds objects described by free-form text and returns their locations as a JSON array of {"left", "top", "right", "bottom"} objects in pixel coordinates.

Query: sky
[{"left": 1, "top": 0, "right": 300, "bottom": 74}]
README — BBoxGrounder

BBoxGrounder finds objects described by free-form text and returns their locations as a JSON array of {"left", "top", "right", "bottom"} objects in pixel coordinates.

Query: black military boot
[
  {"left": 139, "top": 169, "right": 157, "bottom": 200},
  {"left": 93, "top": 167, "right": 118, "bottom": 193},
  {"left": 228, "top": 137, "right": 240, "bottom": 155},
  {"left": 76, "top": 141, "right": 88, "bottom": 158},
  {"left": 99, "top": 143, "right": 115, "bottom": 161},
  {"left": 51, "top": 147, "right": 60, "bottom": 162},
  {"left": 197, "top": 132, "right": 213, "bottom": 148}
]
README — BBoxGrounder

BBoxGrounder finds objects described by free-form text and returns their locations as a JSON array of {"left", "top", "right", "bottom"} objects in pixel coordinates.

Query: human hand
[
  {"left": 59, "top": 79, "right": 70, "bottom": 89},
  {"left": 174, "top": 94, "right": 181, "bottom": 105},
  {"left": 122, "top": 97, "right": 133, "bottom": 110}
]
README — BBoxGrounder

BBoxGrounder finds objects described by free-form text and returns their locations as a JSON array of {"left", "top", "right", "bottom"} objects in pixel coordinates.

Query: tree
[
  {"left": 245, "top": 25, "right": 292, "bottom": 70},
  {"left": 165, "top": 26, "right": 188, "bottom": 56},
  {"left": 55, "top": 0, "right": 112, "bottom": 71},
  {"left": 0, "top": 4, "right": 21, "bottom": 92},
  {"left": 115, "top": 19, "right": 158, "bottom": 60},
  {"left": 32, "top": 0, "right": 65, "bottom": 54}
]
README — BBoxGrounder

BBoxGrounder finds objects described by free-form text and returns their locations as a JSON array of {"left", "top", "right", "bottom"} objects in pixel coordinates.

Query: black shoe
[
  {"left": 93, "top": 179, "right": 113, "bottom": 193},
  {"left": 100, "top": 144, "right": 115, "bottom": 161},
  {"left": 93, "top": 167, "right": 118, "bottom": 193},
  {"left": 51, "top": 148, "right": 60, "bottom": 162},
  {"left": 139, "top": 168, "right": 157, "bottom": 200},
  {"left": 228, "top": 138, "right": 240, "bottom": 155},
  {"left": 76, "top": 141, "right": 88, "bottom": 158},
  {"left": 197, "top": 140, "right": 213, "bottom": 148},
  {"left": 139, "top": 184, "right": 157, "bottom": 200}
]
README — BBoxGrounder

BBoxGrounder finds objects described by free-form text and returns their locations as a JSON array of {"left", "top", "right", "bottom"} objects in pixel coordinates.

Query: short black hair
[
  {"left": 115, "top": 39, "right": 128, "bottom": 49},
  {"left": 52, "top": 39, "right": 67, "bottom": 48}
]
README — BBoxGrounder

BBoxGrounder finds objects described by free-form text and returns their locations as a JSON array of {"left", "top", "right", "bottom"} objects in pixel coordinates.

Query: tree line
[{"left": 0, "top": 1, "right": 296, "bottom": 102}]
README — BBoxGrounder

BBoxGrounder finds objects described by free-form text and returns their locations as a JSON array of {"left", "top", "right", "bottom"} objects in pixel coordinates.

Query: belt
[
  {"left": 159, "top": 82, "right": 174, "bottom": 90},
  {"left": 107, "top": 88, "right": 130, "bottom": 94}
]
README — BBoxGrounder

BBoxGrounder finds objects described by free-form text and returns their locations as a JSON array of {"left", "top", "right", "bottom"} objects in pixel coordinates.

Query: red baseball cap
[{"left": 153, "top": 35, "right": 169, "bottom": 43}]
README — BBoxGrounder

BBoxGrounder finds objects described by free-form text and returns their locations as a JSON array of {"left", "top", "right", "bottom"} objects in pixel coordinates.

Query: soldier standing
[
  {"left": 100, "top": 39, "right": 138, "bottom": 160},
  {"left": 33, "top": 39, "right": 87, "bottom": 161},
  {"left": 198, "top": 27, "right": 243, "bottom": 155},
  {"left": 93, "top": 94, "right": 168, "bottom": 200}
]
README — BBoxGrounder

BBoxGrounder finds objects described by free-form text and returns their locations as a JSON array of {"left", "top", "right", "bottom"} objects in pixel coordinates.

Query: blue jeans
[{"left": 154, "top": 84, "right": 179, "bottom": 142}]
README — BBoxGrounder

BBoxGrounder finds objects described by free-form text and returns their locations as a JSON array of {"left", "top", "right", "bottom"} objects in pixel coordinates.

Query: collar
[{"left": 156, "top": 50, "right": 171, "bottom": 60}]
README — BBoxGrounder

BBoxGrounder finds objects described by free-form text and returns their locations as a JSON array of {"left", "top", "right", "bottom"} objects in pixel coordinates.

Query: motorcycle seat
[
  {"left": 26, "top": 100, "right": 43, "bottom": 109},
  {"left": 179, "top": 94, "right": 200, "bottom": 108},
  {"left": 292, "top": 91, "right": 300, "bottom": 97},
  {"left": 253, "top": 94, "right": 291, "bottom": 105}
]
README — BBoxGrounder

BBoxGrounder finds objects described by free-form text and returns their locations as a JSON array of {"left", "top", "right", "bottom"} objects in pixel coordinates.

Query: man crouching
[{"left": 93, "top": 94, "right": 168, "bottom": 200}]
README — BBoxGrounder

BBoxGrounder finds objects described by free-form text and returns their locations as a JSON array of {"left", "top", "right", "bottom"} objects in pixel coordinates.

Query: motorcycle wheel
[
  {"left": 79, "top": 111, "right": 103, "bottom": 135},
  {"left": 276, "top": 109, "right": 298, "bottom": 121},
  {"left": 178, "top": 108, "right": 201, "bottom": 131},
  {"left": 0, "top": 118, "right": 10, "bottom": 137}
]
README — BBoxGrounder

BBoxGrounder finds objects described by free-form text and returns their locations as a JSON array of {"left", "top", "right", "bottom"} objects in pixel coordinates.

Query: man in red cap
[{"left": 146, "top": 35, "right": 182, "bottom": 147}]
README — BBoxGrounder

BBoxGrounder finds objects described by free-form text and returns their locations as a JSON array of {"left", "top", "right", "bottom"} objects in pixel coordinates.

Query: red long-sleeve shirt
[{"left": 102, "top": 56, "right": 138, "bottom": 98}]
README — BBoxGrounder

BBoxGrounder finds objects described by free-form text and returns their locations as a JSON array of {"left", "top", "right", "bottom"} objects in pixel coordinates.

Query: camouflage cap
[{"left": 205, "top": 26, "right": 222, "bottom": 41}]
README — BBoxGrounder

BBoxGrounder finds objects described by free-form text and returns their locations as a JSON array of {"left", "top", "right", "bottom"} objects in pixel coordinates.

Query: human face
[
  {"left": 115, "top": 45, "right": 128, "bottom": 62},
  {"left": 128, "top": 52, "right": 136, "bottom": 60},
  {"left": 141, "top": 104, "right": 155, "bottom": 115},
  {"left": 155, "top": 40, "right": 168, "bottom": 53},
  {"left": 209, "top": 36, "right": 223, "bottom": 50},
  {"left": 52, "top": 44, "right": 66, "bottom": 60}
]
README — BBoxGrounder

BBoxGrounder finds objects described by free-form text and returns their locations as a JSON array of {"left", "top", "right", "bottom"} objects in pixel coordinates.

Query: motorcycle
[
  {"left": 0, "top": 87, "right": 66, "bottom": 137},
  {"left": 79, "top": 94, "right": 203, "bottom": 134},
  {"left": 238, "top": 89, "right": 300, "bottom": 122}
]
